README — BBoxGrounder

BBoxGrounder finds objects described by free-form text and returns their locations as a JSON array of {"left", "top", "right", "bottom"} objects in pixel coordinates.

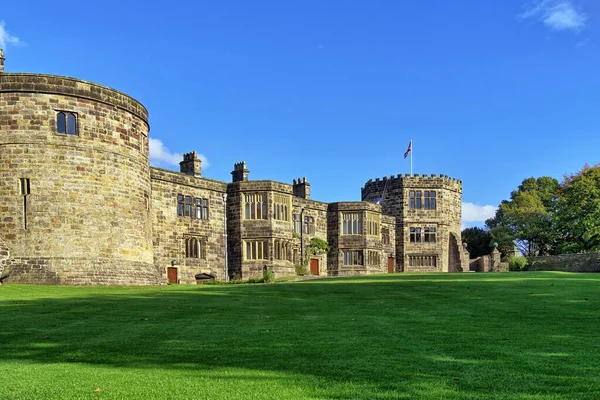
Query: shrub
[
  {"left": 294, "top": 264, "right": 309, "bottom": 276},
  {"left": 509, "top": 256, "right": 528, "bottom": 271},
  {"left": 262, "top": 267, "right": 275, "bottom": 283}
]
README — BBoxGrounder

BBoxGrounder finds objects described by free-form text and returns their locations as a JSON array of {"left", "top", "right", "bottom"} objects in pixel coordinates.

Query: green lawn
[{"left": 1, "top": 272, "right": 599, "bottom": 399}]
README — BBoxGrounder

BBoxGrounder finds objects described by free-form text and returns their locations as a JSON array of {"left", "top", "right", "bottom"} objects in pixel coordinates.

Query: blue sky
[{"left": 2, "top": 0, "right": 599, "bottom": 227}]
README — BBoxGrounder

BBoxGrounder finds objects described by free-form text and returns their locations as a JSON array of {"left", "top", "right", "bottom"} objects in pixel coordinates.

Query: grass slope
[{"left": 1, "top": 272, "right": 599, "bottom": 399}]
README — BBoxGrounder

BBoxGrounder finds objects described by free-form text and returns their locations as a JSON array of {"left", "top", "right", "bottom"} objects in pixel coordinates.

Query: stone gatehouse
[{"left": 0, "top": 49, "right": 468, "bottom": 285}]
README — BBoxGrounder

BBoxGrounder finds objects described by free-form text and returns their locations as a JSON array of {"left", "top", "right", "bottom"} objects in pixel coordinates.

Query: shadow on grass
[{"left": 1, "top": 272, "right": 600, "bottom": 399}]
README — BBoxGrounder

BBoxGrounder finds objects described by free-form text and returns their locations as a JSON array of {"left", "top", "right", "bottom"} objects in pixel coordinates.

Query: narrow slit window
[{"left": 19, "top": 178, "right": 30, "bottom": 229}]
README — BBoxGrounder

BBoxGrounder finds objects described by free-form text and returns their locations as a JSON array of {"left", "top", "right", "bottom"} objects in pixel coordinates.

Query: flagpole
[{"left": 410, "top": 138, "right": 413, "bottom": 176}]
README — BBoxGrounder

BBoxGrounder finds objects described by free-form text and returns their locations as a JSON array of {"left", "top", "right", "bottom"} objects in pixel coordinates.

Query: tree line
[{"left": 463, "top": 164, "right": 600, "bottom": 258}]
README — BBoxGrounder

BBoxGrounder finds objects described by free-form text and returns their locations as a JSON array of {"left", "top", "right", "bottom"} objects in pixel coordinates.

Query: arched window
[
  {"left": 57, "top": 112, "right": 66, "bottom": 134},
  {"left": 57, "top": 111, "right": 77, "bottom": 135},
  {"left": 66, "top": 113, "right": 77, "bottom": 135}
]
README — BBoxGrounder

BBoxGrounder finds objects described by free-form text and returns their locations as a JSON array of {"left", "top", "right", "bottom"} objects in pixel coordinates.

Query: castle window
[
  {"left": 424, "top": 227, "right": 437, "bottom": 243},
  {"left": 177, "top": 195, "right": 184, "bottom": 216},
  {"left": 304, "top": 216, "right": 315, "bottom": 235},
  {"left": 177, "top": 195, "right": 209, "bottom": 219},
  {"left": 408, "top": 255, "right": 437, "bottom": 268},
  {"left": 342, "top": 213, "right": 362, "bottom": 235},
  {"left": 274, "top": 240, "right": 292, "bottom": 261},
  {"left": 424, "top": 191, "right": 436, "bottom": 210},
  {"left": 367, "top": 212, "right": 379, "bottom": 236},
  {"left": 343, "top": 250, "right": 363, "bottom": 265},
  {"left": 195, "top": 198, "right": 209, "bottom": 219},
  {"left": 56, "top": 111, "right": 77, "bottom": 135},
  {"left": 184, "top": 196, "right": 192, "bottom": 217},
  {"left": 19, "top": 178, "right": 30, "bottom": 230},
  {"left": 244, "top": 193, "right": 268, "bottom": 220},
  {"left": 273, "top": 194, "right": 290, "bottom": 221},
  {"left": 293, "top": 214, "right": 302, "bottom": 234},
  {"left": 409, "top": 191, "right": 422, "bottom": 209},
  {"left": 185, "top": 237, "right": 206, "bottom": 259},
  {"left": 367, "top": 251, "right": 380, "bottom": 266},
  {"left": 410, "top": 227, "right": 422, "bottom": 243},
  {"left": 245, "top": 240, "right": 269, "bottom": 260},
  {"left": 381, "top": 227, "right": 390, "bottom": 245}
]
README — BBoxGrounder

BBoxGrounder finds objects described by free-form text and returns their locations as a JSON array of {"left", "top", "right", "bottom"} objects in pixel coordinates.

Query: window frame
[{"left": 56, "top": 111, "right": 78, "bottom": 135}]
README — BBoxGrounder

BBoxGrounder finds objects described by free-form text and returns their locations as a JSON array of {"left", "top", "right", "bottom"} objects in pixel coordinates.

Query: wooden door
[
  {"left": 310, "top": 259, "right": 319, "bottom": 275},
  {"left": 388, "top": 257, "right": 395, "bottom": 273},
  {"left": 167, "top": 267, "right": 178, "bottom": 284}
]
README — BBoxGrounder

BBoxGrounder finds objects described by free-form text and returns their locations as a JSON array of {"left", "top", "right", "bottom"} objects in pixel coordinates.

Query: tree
[
  {"left": 555, "top": 165, "right": 600, "bottom": 253},
  {"left": 461, "top": 227, "right": 493, "bottom": 258},
  {"left": 486, "top": 177, "right": 560, "bottom": 256}
]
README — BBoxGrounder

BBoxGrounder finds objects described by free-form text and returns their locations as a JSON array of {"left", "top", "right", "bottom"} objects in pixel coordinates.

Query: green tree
[
  {"left": 461, "top": 227, "right": 493, "bottom": 258},
  {"left": 555, "top": 165, "right": 600, "bottom": 253},
  {"left": 486, "top": 177, "right": 560, "bottom": 256}
]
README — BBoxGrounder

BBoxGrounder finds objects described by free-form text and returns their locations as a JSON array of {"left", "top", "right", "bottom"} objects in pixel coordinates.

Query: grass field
[{"left": 1, "top": 272, "right": 599, "bottom": 399}]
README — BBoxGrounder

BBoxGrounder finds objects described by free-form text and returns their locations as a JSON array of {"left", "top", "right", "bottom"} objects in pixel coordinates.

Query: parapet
[
  {"left": 362, "top": 173, "right": 462, "bottom": 201},
  {"left": 0, "top": 73, "right": 149, "bottom": 124}
]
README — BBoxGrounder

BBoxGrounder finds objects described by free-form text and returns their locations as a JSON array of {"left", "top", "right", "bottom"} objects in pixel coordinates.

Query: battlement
[
  {"left": 182, "top": 151, "right": 198, "bottom": 162},
  {"left": 0, "top": 73, "right": 148, "bottom": 124},
  {"left": 233, "top": 161, "right": 247, "bottom": 171},
  {"left": 362, "top": 173, "right": 462, "bottom": 202}
]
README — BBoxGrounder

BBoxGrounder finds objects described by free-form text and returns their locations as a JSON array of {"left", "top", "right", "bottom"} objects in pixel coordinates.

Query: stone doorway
[
  {"left": 310, "top": 259, "right": 319, "bottom": 275},
  {"left": 167, "top": 267, "right": 178, "bottom": 284},
  {"left": 388, "top": 257, "right": 394, "bottom": 273}
]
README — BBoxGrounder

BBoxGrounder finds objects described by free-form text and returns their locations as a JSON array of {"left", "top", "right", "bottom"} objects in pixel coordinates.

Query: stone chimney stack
[
  {"left": 179, "top": 151, "right": 202, "bottom": 177},
  {"left": 293, "top": 177, "right": 311, "bottom": 199},
  {"left": 231, "top": 161, "right": 249, "bottom": 182},
  {"left": 0, "top": 48, "right": 5, "bottom": 73}
]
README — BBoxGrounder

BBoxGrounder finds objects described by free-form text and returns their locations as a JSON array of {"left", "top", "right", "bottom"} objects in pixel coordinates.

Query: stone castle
[{"left": 0, "top": 49, "right": 469, "bottom": 285}]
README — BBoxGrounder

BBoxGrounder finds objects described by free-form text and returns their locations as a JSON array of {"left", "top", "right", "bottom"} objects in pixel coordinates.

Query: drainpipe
[
  {"left": 300, "top": 207, "right": 306, "bottom": 265},
  {"left": 223, "top": 193, "right": 229, "bottom": 282}
]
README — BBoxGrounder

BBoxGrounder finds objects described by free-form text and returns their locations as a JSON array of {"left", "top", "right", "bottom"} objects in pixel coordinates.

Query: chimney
[
  {"left": 179, "top": 151, "right": 202, "bottom": 177},
  {"left": 293, "top": 177, "right": 311, "bottom": 199},
  {"left": 0, "top": 48, "right": 5, "bottom": 73},
  {"left": 231, "top": 161, "right": 249, "bottom": 182}
]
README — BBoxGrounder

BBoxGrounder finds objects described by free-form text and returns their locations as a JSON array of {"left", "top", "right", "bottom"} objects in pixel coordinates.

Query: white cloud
[
  {"left": 149, "top": 138, "right": 209, "bottom": 168},
  {"left": 518, "top": 1, "right": 588, "bottom": 32},
  {"left": 462, "top": 202, "right": 497, "bottom": 225},
  {"left": 0, "top": 21, "right": 21, "bottom": 49}
]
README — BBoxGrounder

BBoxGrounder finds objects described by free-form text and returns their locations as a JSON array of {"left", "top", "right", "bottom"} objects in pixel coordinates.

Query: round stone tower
[{"left": 0, "top": 57, "right": 159, "bottom": 284}]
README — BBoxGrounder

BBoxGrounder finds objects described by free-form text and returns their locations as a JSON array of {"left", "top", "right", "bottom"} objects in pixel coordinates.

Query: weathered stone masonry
[{"left": 0, "top": 52, "right": 467, "bottom": 285}]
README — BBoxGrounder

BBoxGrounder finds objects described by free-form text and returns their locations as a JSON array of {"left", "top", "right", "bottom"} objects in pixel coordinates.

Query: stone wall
[
  {"left": 0, "top": 73, "right": 158, "bottom": 285},
  {"left": 226, "top": 179, "right": 329, "bottom": 279},
  {"left": 528, "top": 253, "right": 600, "bottom": 272},
  {"left": 151, "top": 167, "right": 227, "bottom": 284},
  {"left": 327, "top": 202, "right": 394, "bottom": 276}
]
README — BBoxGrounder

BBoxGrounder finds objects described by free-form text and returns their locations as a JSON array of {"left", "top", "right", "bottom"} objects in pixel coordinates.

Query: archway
[{"left": 448, "top": 233, "right": 462, "bottom": 272}]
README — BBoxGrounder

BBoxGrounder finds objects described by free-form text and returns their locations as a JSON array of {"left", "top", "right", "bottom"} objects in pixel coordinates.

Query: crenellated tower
[{"left": 362, "top": 174, "right": 465, "bottom": 272}]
